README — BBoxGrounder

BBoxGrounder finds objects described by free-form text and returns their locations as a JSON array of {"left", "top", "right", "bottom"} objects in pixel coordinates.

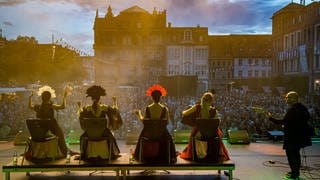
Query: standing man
[{"left": 266, "top": 91, "right": 312, "bottom": 180}]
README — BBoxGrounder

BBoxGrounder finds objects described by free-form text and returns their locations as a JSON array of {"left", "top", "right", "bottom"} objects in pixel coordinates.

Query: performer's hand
[
  {"left": 64, "top": 85, "right": 73, "bottom": 97},
  {"left": 265, "top": 111, "right": 272, "bottom": 118},
  {"left": 252, "top": 106, "right": 272, "bottom": 118},
  {"left": 134, "top": 109, "right": 140, "bottom": 116},
  {"left": 112, "top": 96, "right": 118, "bottom": 108},
  {"left": 252, "top": 106, "right": 265, "bottom": 114},
  {"left": 77, "top": 101, "right": 81, "bottom": 109},
  {"left": 29, "top": 91, "right": 34, "bottom": 98}
]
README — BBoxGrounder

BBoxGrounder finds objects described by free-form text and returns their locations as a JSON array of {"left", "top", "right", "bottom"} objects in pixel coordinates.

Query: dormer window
[{"left": 184, "top": 30, "right": 192, "bottom": 41}]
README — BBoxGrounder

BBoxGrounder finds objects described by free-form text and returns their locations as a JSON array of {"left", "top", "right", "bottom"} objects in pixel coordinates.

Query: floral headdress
[
  {"left": 37, "top": 85, "right": 56, "bottom": 98},
  {"left": 146, "top": 84, "right": 167, "bottom": 97}
]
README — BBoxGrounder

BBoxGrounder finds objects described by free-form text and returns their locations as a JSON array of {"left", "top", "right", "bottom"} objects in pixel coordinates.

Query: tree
[
  {"left": 0, "top": 36, "right": 86, "bottom": 85},
  {"left": 16, "top": 35, "right": 38, "bottom": 44}
]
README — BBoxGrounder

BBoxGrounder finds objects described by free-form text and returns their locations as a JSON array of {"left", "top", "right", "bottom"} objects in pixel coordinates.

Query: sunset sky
[{"left": 0, "top": 0, "right": 315, "bottom": 55}]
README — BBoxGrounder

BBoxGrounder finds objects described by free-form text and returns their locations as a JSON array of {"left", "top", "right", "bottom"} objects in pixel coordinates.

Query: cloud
[
  {"left": 160, "top": 0, "right": 286, "bottom": 34},
  {"left": 3, "top": 21, "right": 13, "bottom": 26},
  {"left": 0, "top": 0, "right": 312, "bottom": 53}
]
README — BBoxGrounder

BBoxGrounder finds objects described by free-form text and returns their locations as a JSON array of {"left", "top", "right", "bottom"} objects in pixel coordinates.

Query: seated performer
[
  {"left": 78, "top": 85, "right": 122, "bottom": 160},
  {"left": 133, "top": 84, "right": 177, "bottom": 163},
  {"left": 28, "top": 85, "right": 77, "bottom": 159},
  {"left": 179, "top": 92, "right": 230, "bottom": 162}
]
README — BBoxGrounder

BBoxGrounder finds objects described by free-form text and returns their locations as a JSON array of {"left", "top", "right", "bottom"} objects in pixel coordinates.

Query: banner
[{"left": 299, "top": 45, "right": 308, "bottom": 72}]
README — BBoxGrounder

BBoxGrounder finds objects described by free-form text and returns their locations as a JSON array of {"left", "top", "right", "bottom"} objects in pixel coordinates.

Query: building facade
[
  {"left": 166, "top": 26, "right": 209, "bottom": 94},
  {"left": 93, "top": 2, "right": 319, "bottom": 96},
  {"left": 94, "top": 5, "right": 209, "bottom": 93},
  {"left": 93, "top": 6, "right": 167, "bottom": 88},
  {"left": 272, "top": 1, "right": 320, "bottom": 95},
  {"left": 208, "top": 35, "right": 272, "bottom": 92}
]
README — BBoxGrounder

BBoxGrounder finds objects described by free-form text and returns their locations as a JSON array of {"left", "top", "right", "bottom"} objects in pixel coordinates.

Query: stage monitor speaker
[
  {"left": 228, "top": 130, "right": 250, "bottom": 144},
  {"left": 267, "top": 130, "right": 284, "bottom": 141},
  {"left": 14, "top": 131, "right": 30, "bottom": 145},
  {"left": 126, "top": 131, "right": 139, "bottom": 145},
  {"left": 66, "top": 130, "right": 81, "bottom": 144},
  {"left": 174, "top": 129, "right": 190, "bottom": 144}
]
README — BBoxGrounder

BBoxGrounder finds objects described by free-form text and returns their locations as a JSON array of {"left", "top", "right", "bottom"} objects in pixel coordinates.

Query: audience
[{"left": 0, "top": 83, "right": 319, "bottom": 140}]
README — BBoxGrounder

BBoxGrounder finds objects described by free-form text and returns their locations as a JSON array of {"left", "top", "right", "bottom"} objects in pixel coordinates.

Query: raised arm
[
  {"left": 266, "top": 111, "right": 284, "bottom": 125},
  {"left": 165, "top": 106, "right": 170, "bottom": 124},
  {"left": 182, "top": 105, "right": 197, "bottom": 117},
  {"left": 52, "top": 88, "right": 67, "bottom": 110},
  {"left": 112, "top": 96, "right": 118, "bottom": 109},
  {"left": 28, "top": 91, "right": 34, "bottom": 110},
  {"left": 135, "top": 109, "right": 144, "bottom": 121}
]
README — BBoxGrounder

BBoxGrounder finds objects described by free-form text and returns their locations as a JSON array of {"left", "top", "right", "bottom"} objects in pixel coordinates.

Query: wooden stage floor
[{"left": 1, "top": 139, "right": 319, "bottom": 180}]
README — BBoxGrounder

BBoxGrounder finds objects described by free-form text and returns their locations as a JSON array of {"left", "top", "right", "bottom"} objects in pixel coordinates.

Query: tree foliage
[{"left": 0, "top": 36, "right": 87, "bottom": 85}]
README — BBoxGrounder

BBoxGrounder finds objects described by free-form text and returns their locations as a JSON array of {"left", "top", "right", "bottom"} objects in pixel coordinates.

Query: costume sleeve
[
  {"left": 165, "top": 106, "right": 170, "bottom": 122},
  {"left": 269, "top": 116, "right": 284, "bottom": 125},
  {"left": 107, "top": 106, "right": 123, "bottom": 131},
  {"left": 216, "top": 109, "right": 222, "bottom": 119},
  {"left": 182, "top": 105, "right": 197, "bottom": 117},
  {"left": 181, "top": 105, "right": 198, "bottom": 126},
  {"left": 79, "top": 106, "right": 88, "bottom": 130},
  {"left": 33, "top": 105, "right": 40, "bottom": 113},
  {"left": 52, "top": 94, "right": 66, "bottom": 110}
]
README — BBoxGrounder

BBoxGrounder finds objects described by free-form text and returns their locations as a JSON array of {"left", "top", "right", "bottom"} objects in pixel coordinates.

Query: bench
[{"left": 2, "top": 154, "right": 235, "bottom": 180}]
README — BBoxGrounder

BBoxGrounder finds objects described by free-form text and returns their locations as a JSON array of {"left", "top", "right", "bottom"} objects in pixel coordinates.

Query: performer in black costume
[
  {"left": 133, "top": 84, "right": 177, "bottom": 163},
  {"left": 78, "top": 85, "right": 122, "bottom": 160},
  {"left": 266, "top": 91, "right": 312, "bottom": 180},
  {"left": 28, "top": 85, "right": 77, "bottom": 157}
]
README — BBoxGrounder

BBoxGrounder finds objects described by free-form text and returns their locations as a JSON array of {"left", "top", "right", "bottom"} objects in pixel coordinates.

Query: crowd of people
[
  {"left": 1, "top": 83, "right": 317, "bottom": 180},
  {"left": 0, "top": 84, "right": 319, "bottom": 140}
]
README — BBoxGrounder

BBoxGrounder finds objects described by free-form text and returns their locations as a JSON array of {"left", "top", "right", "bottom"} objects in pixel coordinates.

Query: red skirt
[{"left": 179, "top": 128, "right": 230, "bottom": 161}]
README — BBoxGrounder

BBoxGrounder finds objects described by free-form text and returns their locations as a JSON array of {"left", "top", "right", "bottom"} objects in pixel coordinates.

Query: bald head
[{"left": 285, "top": 91, "right": 299, "bottom": 105}]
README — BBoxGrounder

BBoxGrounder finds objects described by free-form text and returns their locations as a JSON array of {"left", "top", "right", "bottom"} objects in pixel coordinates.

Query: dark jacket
[{"left": 269, "top": 103, "right": 312, "bottom": 149}]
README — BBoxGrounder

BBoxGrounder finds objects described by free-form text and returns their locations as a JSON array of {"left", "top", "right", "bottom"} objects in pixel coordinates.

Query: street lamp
[
  {"left": 51, "top": 35, "right": 63, "bottom": 63},
  {"left": 52, "top": 45, "right": 56, "bottom": 62}
]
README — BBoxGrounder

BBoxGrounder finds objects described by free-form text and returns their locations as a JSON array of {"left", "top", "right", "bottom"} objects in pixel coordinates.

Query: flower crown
[
  {"left": 146, "top": 84, "right": 167, "bottom": 97},
  {"left": 37, "top": 85, "right": 56, "bottom": 98}
]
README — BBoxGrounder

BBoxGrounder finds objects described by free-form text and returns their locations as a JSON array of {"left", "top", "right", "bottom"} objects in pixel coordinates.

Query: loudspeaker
[
  {"left": 126, "top": 131, "right": 139, "bottom": 145},
  {"left": 174, "top": 129, "right": 190, "bottom": 144},
  {"left": 267, "top": 130, "right": 284, "bottom": 141},
  {"left": 14, "top": 131, "right": 30, "bottom": 145},
  {"left": 227, "top": 130, "right": 250, "bottom": 144},
  {"left": 66, "top": 130, "right": 81, "bottom": 144}
]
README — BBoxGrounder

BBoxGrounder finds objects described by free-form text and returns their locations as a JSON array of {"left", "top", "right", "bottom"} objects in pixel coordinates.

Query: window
[
  {"left": 255, "top": 59, "right": 259, "bottom": 65},
  {"left": 184, "top": 47, "right": 192, "bottom": 61},
  {"left": 183, "top": 62, "right": 192, "bottom": 75},
  {"left": 122, "top": 36, "right": 131, "bottom": 45},
  {"left": 238, "top": 59, "right": 242, "bottom": 66},
  {"left": 238, "top": 70, "right": 243, "bottom": 78},
  {"left": 194, "top": 48, "right": 207, "bottom": 60},
  {"left": 184, "top": 30, "right": 192, "bottom": 41},
  {"left": 174, "top": 48, "right": 180, "bottom": 59},
  {"left": 254, "top": 70, "right": 259, "bottom": 77}
]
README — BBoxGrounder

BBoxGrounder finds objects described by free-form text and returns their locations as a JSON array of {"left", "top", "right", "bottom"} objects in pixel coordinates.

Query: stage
[{"left": 1, "top": 139, "right": 319, "bottom": 180}]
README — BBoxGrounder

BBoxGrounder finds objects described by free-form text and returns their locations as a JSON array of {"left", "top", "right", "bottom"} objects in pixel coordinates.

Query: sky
[{"left": 0, "top": 0, "right": 316, "bottom": 55}]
